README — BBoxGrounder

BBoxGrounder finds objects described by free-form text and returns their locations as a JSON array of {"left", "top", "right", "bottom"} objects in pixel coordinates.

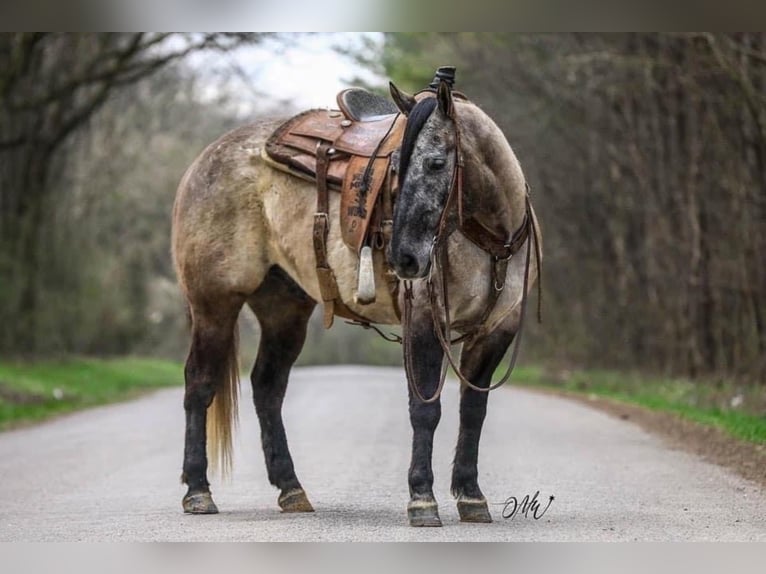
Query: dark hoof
[
  {"left": 408, "top": 500, "right": 442, "bottom": 527},
  {"left": 457, "top": 496, "right": 492, "bottom": 523},
  {"left": 278, "top": 488, "right": 315, "bottom": 513},
  {"left": 182, "top": 492, "right": 219, "bottom": 514}
]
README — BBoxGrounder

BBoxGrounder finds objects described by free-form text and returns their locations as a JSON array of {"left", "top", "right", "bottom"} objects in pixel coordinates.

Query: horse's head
[
  {"left": 388, "top": 81, "right": 458, "bottom": 279},
  {"left": 388, "top": 77, "right": 528, "bottom": 282}
]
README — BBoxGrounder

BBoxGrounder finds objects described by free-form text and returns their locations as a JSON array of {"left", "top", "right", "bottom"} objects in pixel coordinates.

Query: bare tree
[{"left": 0, "top": 33, "right": 260, "bottom": 353}]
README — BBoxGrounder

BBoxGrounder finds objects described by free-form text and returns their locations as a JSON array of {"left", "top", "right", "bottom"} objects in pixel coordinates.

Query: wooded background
[{"left": 1, "top": 33, "right": 763, "bottom": 386}]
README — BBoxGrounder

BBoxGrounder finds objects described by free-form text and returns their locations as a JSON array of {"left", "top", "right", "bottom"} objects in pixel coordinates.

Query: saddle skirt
[{"left": 263, "top": 96, "right": 406, "bottom": 253}]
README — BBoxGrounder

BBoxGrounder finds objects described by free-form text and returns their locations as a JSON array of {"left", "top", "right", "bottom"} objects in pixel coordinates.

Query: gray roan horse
[{"left": 171, "top": 69, "right": 541, "bottom": 527}]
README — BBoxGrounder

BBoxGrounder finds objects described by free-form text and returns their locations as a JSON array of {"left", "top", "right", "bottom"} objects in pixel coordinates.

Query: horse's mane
[{"left": 398, "top": 97, "right": 438, "bottom": 187}]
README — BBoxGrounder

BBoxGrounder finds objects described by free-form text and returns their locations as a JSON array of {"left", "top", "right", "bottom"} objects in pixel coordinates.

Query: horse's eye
[{"left": 426, "top": 157, "right": 446, "bottom": 171}]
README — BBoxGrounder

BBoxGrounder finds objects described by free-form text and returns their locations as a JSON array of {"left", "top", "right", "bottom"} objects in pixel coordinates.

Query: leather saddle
[
  {"left": 264, "top": 88, "right": 405, "bottom": 253},
  {"left": 263, "top": 88, "right": 407, "bottom": 327}
]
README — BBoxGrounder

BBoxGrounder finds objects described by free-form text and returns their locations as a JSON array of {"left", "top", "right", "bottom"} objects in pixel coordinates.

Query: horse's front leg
[
  {"left": 451, "top": 321, "right": 517, "bottom": 523},
  {"left": 404, "top": 301, "right": 445, "bottom": 527}
]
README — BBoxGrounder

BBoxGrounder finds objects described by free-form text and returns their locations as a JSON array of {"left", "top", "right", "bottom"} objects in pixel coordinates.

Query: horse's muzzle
[{"left": 390, "top": 250, "right": 431, "bottom": 279}]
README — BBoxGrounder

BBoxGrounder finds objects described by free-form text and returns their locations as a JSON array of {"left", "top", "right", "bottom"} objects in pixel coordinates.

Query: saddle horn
[{"left": 428, "top": 66, "right": 456, "bottom": 90}]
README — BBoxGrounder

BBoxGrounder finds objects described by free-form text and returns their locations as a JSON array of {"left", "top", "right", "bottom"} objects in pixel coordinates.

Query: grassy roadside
[
  {"left": 508, "top": 365, "right": 766, "bottom": 445},
  {"left": 0, "top": 358, "right": 184, "bottom": 430}
]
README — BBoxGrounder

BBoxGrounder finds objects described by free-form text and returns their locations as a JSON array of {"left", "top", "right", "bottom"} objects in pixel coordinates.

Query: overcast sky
[{"left": 192, "top": 33, "right": 385, "bottom": 115}]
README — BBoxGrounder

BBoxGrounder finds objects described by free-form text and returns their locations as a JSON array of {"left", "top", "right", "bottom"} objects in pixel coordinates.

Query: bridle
[{"left": 401, "top": 83, "right": 543, "bottom": 404}]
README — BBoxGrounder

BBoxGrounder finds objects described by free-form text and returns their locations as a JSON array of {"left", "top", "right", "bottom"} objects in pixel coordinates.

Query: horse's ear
[
  {"left": 437, "top": 80, "right": 454, "bottom": 118},
  {"left": 389, "top": 82, "right": 416, "bottom": 116}
]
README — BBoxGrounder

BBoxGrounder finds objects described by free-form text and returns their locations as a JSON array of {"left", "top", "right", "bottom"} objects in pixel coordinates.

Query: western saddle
[{"left": 263, "top": 88, "right": 407, "bottom": 328}]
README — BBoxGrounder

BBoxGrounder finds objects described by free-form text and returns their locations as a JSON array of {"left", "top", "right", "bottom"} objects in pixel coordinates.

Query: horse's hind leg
[
  {"left": 247, "top": 266, "right": 316, "bottom": 512},
  {"left": 182, "top": 293, "right": 245, "bottom": 514},
  {"left": 451, "top": 323, "right": 517, "bottom": 523}
]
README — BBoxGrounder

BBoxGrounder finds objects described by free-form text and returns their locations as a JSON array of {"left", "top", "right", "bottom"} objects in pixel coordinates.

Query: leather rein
[{"left": 401, "top": 95, "right": 543, "bottom": 404}]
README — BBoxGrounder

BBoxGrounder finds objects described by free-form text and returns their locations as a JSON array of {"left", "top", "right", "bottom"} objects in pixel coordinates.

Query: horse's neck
[{"left": 457, "top": 104, "right": 527, "bottom": 238}]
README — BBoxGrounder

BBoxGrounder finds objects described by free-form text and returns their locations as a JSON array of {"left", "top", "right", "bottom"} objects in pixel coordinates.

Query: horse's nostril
[{"left": 398, "top": 252, "right": 419, "bottom": 276}]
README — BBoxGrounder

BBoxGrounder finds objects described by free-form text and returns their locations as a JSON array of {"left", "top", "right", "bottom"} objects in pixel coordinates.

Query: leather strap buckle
[{"left": 498, "top": 245, "right": 514, "bottom": 261}]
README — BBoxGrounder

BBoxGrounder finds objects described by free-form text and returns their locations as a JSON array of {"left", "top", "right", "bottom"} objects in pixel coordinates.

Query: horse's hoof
[
  {"left": 457, "top": 496, "right": 492, "bottom": 523},
  {"left": 407, "top": 499, "right": 442, "bottom": 527},
  {"left": 278, "top": 488, "right": 315, "bottom": 513},
  {"left": 182, "top": 492, "right": 219, "bottom": 514}
]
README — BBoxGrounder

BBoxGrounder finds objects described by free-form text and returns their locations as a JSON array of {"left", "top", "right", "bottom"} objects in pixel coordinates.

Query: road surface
[{"left": 0, "top": 366, "right": 763, "bottom": 541}]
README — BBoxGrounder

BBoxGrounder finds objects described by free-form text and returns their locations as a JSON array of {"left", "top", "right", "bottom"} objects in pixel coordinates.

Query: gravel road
[{"left": 0, "top": 366, "right": 763, "bottom": 541}]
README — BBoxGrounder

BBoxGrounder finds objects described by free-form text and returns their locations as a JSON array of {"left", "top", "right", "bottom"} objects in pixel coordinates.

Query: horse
[{"left": 171, "top": 71, "right": 541, "bottom": 527}]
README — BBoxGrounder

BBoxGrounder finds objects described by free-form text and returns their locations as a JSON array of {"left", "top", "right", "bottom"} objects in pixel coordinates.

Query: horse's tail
[{"left": 206, "top": 328, "right": 240, "bottom": 478}]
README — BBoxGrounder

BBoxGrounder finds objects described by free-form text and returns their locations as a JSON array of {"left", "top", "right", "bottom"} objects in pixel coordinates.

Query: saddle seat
[{"left": 337, "top": 88, "right": 399, "bottom": 121}]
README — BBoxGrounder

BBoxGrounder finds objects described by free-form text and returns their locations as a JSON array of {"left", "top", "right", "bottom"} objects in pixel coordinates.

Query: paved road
[{"left": 0, "top": 366, "right": 763, "bottom": 541}]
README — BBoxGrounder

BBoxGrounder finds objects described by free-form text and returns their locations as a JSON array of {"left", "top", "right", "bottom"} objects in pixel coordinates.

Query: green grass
[
  {"left": 508, "top": 365, "right": 766, "bottom": 444},
  {"left": 0, "top": 358, "right": 184, "bottom": 429}
]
